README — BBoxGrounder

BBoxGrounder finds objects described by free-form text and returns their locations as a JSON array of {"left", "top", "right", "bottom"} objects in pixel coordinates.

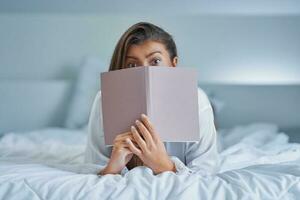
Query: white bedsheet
[{"left": 0, "top": 123, "right": 300, "bottom": 200}]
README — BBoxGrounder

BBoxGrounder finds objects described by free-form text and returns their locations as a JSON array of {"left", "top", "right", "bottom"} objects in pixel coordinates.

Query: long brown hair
[{"left": 108, "top": 22, "right": 178, "bottom": 71}]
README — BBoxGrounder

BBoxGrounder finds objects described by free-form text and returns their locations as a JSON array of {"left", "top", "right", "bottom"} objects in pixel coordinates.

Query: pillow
[{"left": 64, "top": 56, "right": 108, "bottom": 129}]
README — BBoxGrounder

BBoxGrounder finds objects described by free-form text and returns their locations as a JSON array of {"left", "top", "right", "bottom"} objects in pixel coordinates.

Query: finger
[
  {"left": 115, "top": 131, "right": 131, "bottom": 139},
  {"left": 141, "top": 114, "right": 159, "bottom": 142},
  {"left": 135, "top": 119, "right": 155, "bottom": 147},
  {"left": 120, "top": 138, "right": 140, "bottom": 149},
  {"left": 127, "top": 139, "right": 140, "bottom": 148},
  {"left": 115, "top": 135, "right": 140, "bottom": 150},
  {"left": 125, "top": 138, "right": 142, "bottom": 157},
  {"left": 131, "top": 125, "right": 147, "bottom": 153},
  {"left": 114, "top": 131, "right": 132, "bottom": 142},
  {"left": 114, "top": 141, "right": 135, "bottom": 154},
  {"left": 140, "top": 114, "right": 155, "bottom": 132},
  {"left": 115, "top": 135, "right": 135, "bottom": 143}
]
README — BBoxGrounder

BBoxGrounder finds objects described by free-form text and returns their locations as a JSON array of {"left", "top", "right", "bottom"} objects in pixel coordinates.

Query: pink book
[{"left": 100, "top": 66, "right": 199, "bottom": 146}]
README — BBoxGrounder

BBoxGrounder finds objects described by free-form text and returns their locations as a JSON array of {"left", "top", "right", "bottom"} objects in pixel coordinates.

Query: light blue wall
[{"left": 0, "top": 14, "right": 300, "bottom": 84}]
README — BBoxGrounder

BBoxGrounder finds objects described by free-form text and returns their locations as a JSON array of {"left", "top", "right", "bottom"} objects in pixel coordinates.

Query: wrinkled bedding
[{"left": 1, "top": 123, "right": 300, "bottom": 200}]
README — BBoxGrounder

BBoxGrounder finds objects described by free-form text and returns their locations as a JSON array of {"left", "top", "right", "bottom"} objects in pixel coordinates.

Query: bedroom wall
[{"left": 0, "top": 14, "right": 300, "bottom": 84}]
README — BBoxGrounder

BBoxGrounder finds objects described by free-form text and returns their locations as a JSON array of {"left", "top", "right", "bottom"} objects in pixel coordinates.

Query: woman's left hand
[{"left": 126, "top": 114, "right": 176, "bottom": 174}]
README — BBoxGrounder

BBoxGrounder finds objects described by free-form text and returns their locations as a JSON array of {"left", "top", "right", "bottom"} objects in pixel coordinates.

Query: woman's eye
[
  {"left": 127, "top": 63, "right": 137, "bottom": 68},
  {"left": 151, "top": 58, "right": 161, "bottom": 66}
]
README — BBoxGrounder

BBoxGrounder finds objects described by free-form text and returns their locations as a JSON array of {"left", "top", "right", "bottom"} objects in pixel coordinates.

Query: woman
[{"left": 84, "top": 22, "right": 220, "bottom": 176}]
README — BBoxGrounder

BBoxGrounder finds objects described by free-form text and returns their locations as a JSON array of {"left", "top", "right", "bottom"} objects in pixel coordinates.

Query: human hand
[
  {"left": 126, "top": 114, "right": 176, "bottom": 174},
  {"left": 100, "top": 131, "right": 137, "bottom": 175}
]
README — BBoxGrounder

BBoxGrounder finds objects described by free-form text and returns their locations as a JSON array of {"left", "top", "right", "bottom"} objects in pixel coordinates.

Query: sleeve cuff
[
  {"left": 97, "top": 166, "right": 129, "bottom": 177},
  {"left": 170, "top": 156, "right": 193, "bottom": 175},
  {"left": 120, "top": 167, "right": 129, "bottom": 176}
]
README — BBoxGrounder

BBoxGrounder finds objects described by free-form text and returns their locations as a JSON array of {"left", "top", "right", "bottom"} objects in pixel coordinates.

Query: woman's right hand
[{"left": 99, "top": 131, "right": 136, "bottom": 175}]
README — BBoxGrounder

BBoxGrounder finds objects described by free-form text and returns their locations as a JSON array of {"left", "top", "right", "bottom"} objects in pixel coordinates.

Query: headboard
[
  {"left": 0, "top": 80, "right": 73, "bottom": 134},
  {"left": 200, "top": 83, "right": 300, "bottom": 133}
]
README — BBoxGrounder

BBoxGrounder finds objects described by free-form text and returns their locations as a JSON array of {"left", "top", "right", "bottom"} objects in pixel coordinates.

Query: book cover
[{"left": 100, "top": 66, "right": 199, "bottom": 146}]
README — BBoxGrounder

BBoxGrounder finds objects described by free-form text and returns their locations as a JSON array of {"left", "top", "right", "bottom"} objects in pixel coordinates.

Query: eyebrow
[{"left": 126, "top": 51, "right": 162, "bottom": 60}]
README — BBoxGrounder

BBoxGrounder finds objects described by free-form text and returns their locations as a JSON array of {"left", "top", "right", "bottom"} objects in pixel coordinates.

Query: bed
[
  {"left": 1, "top": 71, "right": 300, "bottom": 199},
  {"left": 1, "top": 123, "right": 300, "bottom": 199}
]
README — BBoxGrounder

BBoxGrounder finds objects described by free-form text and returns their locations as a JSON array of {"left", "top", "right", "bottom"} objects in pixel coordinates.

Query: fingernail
[
  {"left": 131, "top": 126, "right": 135, "bottom": 130},
  {"left": 141, "top": 113, "right": 146, "bottom": 118},
  {"left": 135, "top": 120, "right": 140, "bottom": 124}
]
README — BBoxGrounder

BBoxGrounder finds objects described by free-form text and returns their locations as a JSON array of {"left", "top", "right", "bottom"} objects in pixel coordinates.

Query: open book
[{"left": 100, "top": 66, "right": 199, "bottom": 146}]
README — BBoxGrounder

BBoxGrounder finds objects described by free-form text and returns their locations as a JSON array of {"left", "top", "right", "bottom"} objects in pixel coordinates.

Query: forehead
[{"left": 126, "top": 40, "right": 168, "bottom": 57}]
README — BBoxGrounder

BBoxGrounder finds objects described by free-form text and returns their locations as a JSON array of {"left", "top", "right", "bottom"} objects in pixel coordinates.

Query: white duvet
[{"left": 0, "top": 123, "right": 300, "bottom": 200}]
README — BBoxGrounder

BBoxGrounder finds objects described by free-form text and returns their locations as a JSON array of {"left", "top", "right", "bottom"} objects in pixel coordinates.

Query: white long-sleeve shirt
[{"left": 84, "top": 87, "right": 220, "bottom": 176}]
